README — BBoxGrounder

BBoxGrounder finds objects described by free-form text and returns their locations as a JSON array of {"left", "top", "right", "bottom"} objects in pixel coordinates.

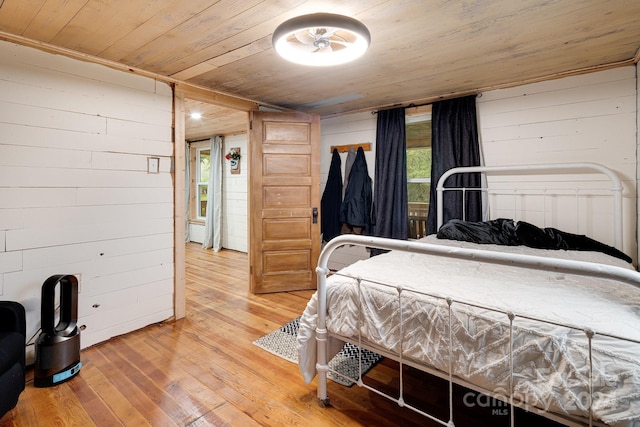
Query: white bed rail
[
  {"left": 315, "top": 234, "right": 640, "bottom": 427},
  {"left": 435, "top": 162, "right": 624, "bottom": 250}
]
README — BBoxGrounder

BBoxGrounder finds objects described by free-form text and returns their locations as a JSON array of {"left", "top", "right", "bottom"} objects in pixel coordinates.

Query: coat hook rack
[{"left": 330, "top": 143, "right": 371, "bottom": 153}]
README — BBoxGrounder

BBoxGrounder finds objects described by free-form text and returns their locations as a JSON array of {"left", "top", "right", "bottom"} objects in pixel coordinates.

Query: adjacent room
[{"left": 1, "top": 1, "right": 639, "bottom": 426}]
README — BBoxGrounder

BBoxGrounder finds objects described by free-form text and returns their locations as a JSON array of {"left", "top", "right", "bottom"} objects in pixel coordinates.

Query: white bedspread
[{"left": 298, "top": 236, "right": 640, "bottom": 426}]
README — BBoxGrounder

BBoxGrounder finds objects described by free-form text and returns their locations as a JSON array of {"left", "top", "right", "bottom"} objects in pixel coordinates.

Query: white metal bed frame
[
  {"left": 435, "top": 162, "right": 624, "bottom": 249},
  {"left": 313, "top": 163, "right": 639, "bottom": 427}
]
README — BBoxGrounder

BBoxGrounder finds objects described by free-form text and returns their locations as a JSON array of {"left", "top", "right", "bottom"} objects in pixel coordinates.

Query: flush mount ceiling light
[{"left": 272, "top": 13, "right": 371, "bottom": 66}]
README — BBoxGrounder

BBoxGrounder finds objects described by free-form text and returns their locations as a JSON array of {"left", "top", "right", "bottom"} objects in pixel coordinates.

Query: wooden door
[{"left": 249, "top": 111, "right": 321, "bottom": 293}]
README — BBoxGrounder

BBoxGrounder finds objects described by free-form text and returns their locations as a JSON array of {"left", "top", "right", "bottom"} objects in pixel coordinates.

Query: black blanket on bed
[{"left": 437, "top": 218, "right": 632, "bottom": 263}]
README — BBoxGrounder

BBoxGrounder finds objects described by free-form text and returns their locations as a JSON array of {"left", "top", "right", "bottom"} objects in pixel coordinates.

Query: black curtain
[
  {"left": 372, "top": 107, "right": 408, "bottom": 242},
  {"left": 426, "top": 95, "right": 482, "bottom": 234}
]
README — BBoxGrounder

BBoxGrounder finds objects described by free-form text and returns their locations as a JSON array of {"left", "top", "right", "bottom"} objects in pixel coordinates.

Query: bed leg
[
  {"left": 319, "top": 396, "right": 330, "bottom": 408},
  {"left": 316, "top": 264, "right": 331, "bottom": 408},
  {"left": 316, "top": 326, "right": 330, "bottom": 407},
  {"left": 316, "top": 359, "right": 330, "bottom": 405}
]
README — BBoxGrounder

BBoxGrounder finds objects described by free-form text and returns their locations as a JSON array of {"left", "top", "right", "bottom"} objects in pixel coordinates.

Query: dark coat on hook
[
  {"left": 339, "top": 147, "right": 374, "bottom": 234},
  {"left": 321, "top": 149, "right": 343, "bottom": 242}
]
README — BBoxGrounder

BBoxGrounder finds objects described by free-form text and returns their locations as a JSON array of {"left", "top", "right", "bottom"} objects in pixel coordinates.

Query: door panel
[
  {"left": 263, "top": 218, "right": 311, "bottom": 240},
  {"left": 249, "top": 111, "right": 320, "bottom": 293},
  {"left": 263, "top": 250, "right": 311, "bottom": 272},
  {"left": 263, "top": 186, "right": 310, "bottom": 208},
  {"left": 263, "top": 121, "right": 310, "bottom": 141},
  {"left": 264, "top": 154, "right": 311, "bottom": 175}
]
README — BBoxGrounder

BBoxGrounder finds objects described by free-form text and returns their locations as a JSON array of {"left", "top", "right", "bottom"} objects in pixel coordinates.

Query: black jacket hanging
[
  {"left": 339, "top": 147, "right": 373, "bottom": 235},
  {"left": 321, "top": 148, "right": 343, "bottom": 242}
]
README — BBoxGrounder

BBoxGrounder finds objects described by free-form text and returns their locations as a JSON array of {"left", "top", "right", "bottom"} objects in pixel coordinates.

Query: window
[
  {"left": 197, "top": 148, "right": 210, "bottom": 219},
  {"left": 406, "top": 110, "right": 432, "bottom": 239}
]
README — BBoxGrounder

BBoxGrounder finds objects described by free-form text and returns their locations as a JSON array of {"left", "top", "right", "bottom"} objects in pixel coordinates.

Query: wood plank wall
[
  {"left": 222, "top": 133, "right": 248, "bottom": 253},
  {"left": 477, "top": 66, "right": 637, "bottom": 259},
  {"left": 0, "top": 40, "right": 175, "bottom": 360},
  {"left": 319, "top": 66, "right": 638, "bottom": 266},
  {"left": 319, "top": 112, "right": 377, "bottom": 271}
]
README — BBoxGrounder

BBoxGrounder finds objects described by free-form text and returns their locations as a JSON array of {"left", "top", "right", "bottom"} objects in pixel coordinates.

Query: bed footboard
[{"left": 313, "top": 234, "right": 640, "bottom": 427}]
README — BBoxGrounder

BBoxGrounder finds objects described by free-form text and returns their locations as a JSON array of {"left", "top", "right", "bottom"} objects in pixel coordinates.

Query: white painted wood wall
[
  {"left": 0, "top": 41, "right": 175, "bottom": 359},
  {"left": 320, "top": 112, "right": 377, "bottom": 270},
  {"left": 477, "top": 66, "right": 637, "bottom": 259},
  {"left": 320, "top": 65, "right": 639, "bottom": 269},
  {"left": 187, "top": 133, "right": 248, "bottom": 253},
  {"left": 222, "top": 134, "right": 248, "bottom": 253}
]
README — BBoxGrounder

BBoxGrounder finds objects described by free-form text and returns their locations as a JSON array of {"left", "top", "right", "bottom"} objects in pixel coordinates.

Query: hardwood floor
[{"left": 1, "top": 243, "right": 562, "bottom": 426}]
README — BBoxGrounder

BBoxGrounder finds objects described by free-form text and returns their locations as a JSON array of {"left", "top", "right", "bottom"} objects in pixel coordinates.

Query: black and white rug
[{"left": 253, "top": 316, "right": 383, "bottom": 387}]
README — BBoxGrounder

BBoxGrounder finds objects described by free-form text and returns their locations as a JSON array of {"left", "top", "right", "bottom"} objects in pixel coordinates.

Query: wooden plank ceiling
[
  {"left": 1, "top": 0, "right": 639, "bottom": 139},
  {"left": 184, "top": 100, "right": 248, "bottom": 141}
]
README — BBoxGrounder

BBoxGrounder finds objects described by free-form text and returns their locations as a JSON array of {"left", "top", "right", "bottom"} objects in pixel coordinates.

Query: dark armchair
[{"left": 0, "top": 301, "right": 26, "bottom": 419}]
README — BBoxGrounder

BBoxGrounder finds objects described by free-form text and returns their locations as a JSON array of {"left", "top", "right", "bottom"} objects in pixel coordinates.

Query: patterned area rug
[{"left": 253, "top": 316, "right": 383, "bottom": 387}]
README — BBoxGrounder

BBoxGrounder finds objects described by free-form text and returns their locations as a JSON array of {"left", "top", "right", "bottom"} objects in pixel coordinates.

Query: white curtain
[
  {"left": 184, "top": 142, "right": 191, "bottom": 242},
  {"left": 203, "top": 136, "right": 223, "bottom": 251}
]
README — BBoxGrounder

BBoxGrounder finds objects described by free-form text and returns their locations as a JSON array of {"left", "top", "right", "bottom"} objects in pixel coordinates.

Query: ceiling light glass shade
[{"left": 272, "top": 13, "right": 371, "bottom": 66}]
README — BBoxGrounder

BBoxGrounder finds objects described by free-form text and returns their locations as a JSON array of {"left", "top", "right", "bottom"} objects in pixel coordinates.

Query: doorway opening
[{"left": 184, "top": 98, "right": 249, "bottom": 252}]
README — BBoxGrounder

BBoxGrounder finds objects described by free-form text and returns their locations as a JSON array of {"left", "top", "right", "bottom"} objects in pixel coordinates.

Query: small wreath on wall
[{"left": 225, "top": 148, "right": 241, "bottom": 174}]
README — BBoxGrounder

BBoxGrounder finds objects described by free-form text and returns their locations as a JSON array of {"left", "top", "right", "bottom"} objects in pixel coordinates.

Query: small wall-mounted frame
[
  {"left": 229, "top": 147, "right": 241, "bottom": 175},
  {"left": 147, "top": 157, "right": 160, "bottom": 173}
]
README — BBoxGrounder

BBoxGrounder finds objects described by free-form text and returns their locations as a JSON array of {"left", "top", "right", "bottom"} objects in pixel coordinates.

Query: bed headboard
[{"left": 435, "top": 162, "right": 624, "bottom": 250}]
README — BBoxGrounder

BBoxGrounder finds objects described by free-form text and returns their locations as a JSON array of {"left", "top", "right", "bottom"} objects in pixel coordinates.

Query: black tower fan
[{"left": 34, "top": 274, "right": 82, "bottom": 387}]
